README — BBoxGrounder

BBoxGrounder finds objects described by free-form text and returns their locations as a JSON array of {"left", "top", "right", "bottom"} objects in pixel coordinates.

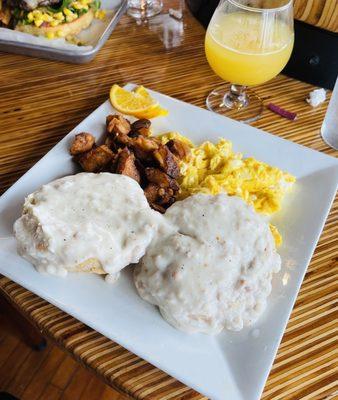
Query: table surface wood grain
[{"left": 0, "top": 2, "right": 337, "bottom": 399}]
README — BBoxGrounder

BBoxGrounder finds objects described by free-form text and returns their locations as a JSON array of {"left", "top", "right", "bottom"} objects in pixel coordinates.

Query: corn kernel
[
  {"left": 42, "top": 14, "right": 53, "bottom": 22},
  {"left": 27, "top": 12, "right": 34, "bottom": 22},
  {"left": 50, "top": 20, "right": 59, "bottom": 27},
  {"left": 95, "top": 10, "right": 106, "bottom": 19},
  {"left": 63, "top": 8, "right": 72, "bottom": 16},
  {"left": 34, "top": 18, "right": 43, "bottom": 27},
  {"left": 72, "top": 2, "right": 83, "bottom": 9},
  {"left": 80, "top": 0, "right": 90, "bottom": 4},
  {"left": 32, "top": 10, "right": 42, "bottom": 16},
  {"left": 46, "top": 31, "right": 55, "bottom": 40},
  {"left": 55, "top": 12, "right": 64, "bottom": 20},
  {"left": 66, "top": 14, "right": 75, "bottom": 22},
  {"left": 56, "top": 30, "right": 65, "bottom": 37}
]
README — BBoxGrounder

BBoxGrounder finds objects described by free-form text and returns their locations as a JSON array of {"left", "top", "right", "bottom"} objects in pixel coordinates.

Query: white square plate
[{"left": 0, "top": 84, "right": 337, "bottom": 400}]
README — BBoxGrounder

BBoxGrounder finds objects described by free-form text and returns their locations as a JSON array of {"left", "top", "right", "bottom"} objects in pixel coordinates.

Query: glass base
[
  {"left": 206, "top": 85, "right": 263, "bottom": 123},
  {"left": 127, "top": 0, "right": 163, "bottom": 19},
  {"left": 321, "top": 129, "right": 338, "bottom": 150}
]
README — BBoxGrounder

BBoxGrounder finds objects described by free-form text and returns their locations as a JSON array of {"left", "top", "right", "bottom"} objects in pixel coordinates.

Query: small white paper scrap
[{"left": 306, "top": 88, "right": 326, "bottom": 107}]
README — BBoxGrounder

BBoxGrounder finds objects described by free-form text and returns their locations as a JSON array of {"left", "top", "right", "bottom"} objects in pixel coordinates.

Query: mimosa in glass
[{"left": 205, "top": 0, "right": 294, "bottom": 122}]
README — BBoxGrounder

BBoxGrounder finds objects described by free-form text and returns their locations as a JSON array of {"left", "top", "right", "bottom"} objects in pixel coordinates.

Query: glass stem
[
  {"left": 222, "top": 84, "right": 249, "bottom": 110},
  {"left": 127, "top": 0, "right": 162, "bottom": 20}
]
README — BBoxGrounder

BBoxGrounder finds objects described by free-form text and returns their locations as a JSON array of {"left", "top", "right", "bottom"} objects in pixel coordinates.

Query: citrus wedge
[
  {"left": 133, "top": 85, "right": 153, "bottom": 100},
  {"left": 133, "top": 86, "right": 169, "bottom": 118},
  {"left": 109, "top": 84, "right": 159, "bottom": 117},
  {"left": 138, "top": 105, "right": 169, "bottom": 119},
  {"left": 110, "top": 84, "right": 168, "bottom": 119}
]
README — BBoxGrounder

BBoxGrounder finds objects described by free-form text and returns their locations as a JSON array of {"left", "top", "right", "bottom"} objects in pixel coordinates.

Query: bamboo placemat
[{"left": 0, "top": 2, "right": 337, "bottom": 399}]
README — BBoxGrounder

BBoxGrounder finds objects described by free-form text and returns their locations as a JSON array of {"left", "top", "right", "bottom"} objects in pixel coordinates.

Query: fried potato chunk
[
  {"left": 106, "top": 114, "right": 131, "bottom": 136},
  {"left": 0, "top": 2, "right": 11, "bottom": 26},
  {"left": 131, "top": 119, "right": 152, "bottom": 137},
  {"left": 144, "top": 183, "right": 159, "bottom": 204},
  {"left": 129, "top": 136, "right": 160, "bottom": 162},
  {"left": 115, "top": 148, "right": 141, "bottom": 183},
  {"left": 145, "top": 168, "right": 179, "bottom": 191},
  {"left": 144, "top": 183, "right": 175, "bottom": 213},
  {"left": 153, "top": 145, "right": 180, "bottom": 179},
  {"left": 76, "top": 145, "right": 114, "bottom": 172},
  {"left": 70, "top": 133, "right": 95, "bottom": 155},
  {"left": 157, "top": 187, "right": 175, "bottom": 206},
  {"left": 166, "top": 139, "right": 191, "bottom": 160}
]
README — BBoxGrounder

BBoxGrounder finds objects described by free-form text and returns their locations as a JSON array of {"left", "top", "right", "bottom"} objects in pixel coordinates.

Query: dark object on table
[
  {"left": 283, "top": 21, "right": 338, "bottom": 90},
  {"left": 186, "top": 0, "right": 218, "bottom": 28},
  {"left": 0, "top": 291, "right": 47, "bottom": 351},
  {"left": 267, "top": 103, "right": 297, "bottom": 121},
  {"left": 0, "top": 393, "right": 20, "bottom": 400},
  {"left": 186, "top": 0, "right": 338, "bottom": 89}
]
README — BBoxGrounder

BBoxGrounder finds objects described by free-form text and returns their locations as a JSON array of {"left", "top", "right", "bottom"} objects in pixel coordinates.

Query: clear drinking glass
[
  {"left": 321, "top": 77, "right": 338, "bottom": 150},
  {"left": 205, "top": 0, "right": 294, "bottom": 122},
  {"left": 127, "top": 0, "right": 163, "bottom": 20}
]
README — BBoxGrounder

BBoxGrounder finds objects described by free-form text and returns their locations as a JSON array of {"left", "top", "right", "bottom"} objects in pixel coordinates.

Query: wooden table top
[{"left": 0, "top": 1, "right": 337, "bottom": 399}]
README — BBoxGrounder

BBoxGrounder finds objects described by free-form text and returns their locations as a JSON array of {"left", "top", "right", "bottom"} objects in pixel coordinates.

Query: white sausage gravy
[
  {"left": 14, "top": 173, "right": 162, "bottom": 281},
  {"left": 134, "top": 193, "right": 281, "bottom": 334}
]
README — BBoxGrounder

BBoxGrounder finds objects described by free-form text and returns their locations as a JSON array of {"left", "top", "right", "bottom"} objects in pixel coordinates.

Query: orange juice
[{"left": 205, "top": 12, "right": 294, "bottom": 86}]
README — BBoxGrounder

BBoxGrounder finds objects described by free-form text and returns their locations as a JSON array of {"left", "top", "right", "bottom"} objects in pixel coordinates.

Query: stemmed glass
[
  {"left": 127, "top": 0, "right": 163, "bottom": 20},
  {"left": 205, "top": 0, "right": 294, "bottom": 122}
]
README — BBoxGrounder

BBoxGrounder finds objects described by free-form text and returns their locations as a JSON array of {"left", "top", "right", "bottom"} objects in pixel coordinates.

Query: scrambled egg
[{"left": 160, "top": 132, "right": 296, "bottom": 246}]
